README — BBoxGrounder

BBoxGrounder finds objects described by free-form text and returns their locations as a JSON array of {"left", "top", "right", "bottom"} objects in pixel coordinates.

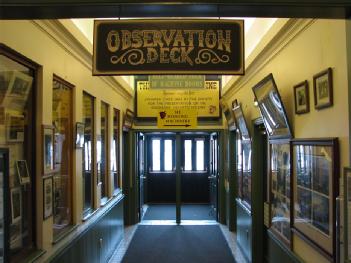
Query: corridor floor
[{"left": 108, "top": 222, "right": 247, "bottom": 263}]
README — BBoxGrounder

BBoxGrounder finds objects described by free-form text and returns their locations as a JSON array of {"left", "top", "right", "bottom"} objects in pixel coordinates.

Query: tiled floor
[{"left": 108, "top": 222, "right": 247, "bottom": 263}]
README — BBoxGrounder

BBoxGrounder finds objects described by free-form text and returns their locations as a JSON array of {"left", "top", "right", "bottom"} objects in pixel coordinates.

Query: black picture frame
[
  {"left": 313, "top": 68, "right": 333, "bottom": 110},
  {"left": 293, "top": 80, "right": 310, "bottom": 114},
  {"left": 252, "top": 73, "right": 292, "bottom": 139},
  {"left": 43, "top": 176, "right": 53, "bottom": 219},
  {"left": 75, "top": 122, "right": 85, "bottom": 148},
  {"left": 291, "top": 138, "right": 339, "bottom": 261},
  {"left": 123, "top": 109, "right": 134, "bottom": 131},
  {"left": 43, "top": 125, "right": 55, "bottom": 174},
  {"left": 220, "top": 98, "right": 236, "bottom": 130},
  {"left": 16, "top": 160, "right": 30, "bottom": 185},
  {"left": 232, "top": 103, "right": 250, "bottom": 141}
]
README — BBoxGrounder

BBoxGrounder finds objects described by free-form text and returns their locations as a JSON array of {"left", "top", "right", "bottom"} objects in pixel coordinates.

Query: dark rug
[
  {"left": 121, "top": 225, "right": 236, "bottom": 263},
  {"left": 143, "top": 204, "right": 215, "bottom": 220}
]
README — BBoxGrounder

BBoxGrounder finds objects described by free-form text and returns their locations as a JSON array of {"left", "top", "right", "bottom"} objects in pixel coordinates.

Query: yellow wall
[
  {"left": 0, "top": 19, "right": 133, "bottom": 256},
  {"left": 223, "top": 19, "right": 349, "bottom": 263}
]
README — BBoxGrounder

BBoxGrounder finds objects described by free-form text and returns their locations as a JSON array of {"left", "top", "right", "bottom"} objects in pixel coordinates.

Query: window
[
  {"left": 152, "top": 139, "right": 161, "bottom": 171},
  {"left": 100, "top": 101, "right": 109, "bottom": 203},
  {"left": 0, "top": 49, "right": 36, "bottom": 261},
  {"left": 164, "top": 139, "right": 173, "bottom": 171},
  {"left": 52, "top": 75, "right": 73, "bottom": 239},
  {"left": 196, "top": 139, "right": 205, "bottom": 171},
  {"left": 112, "top": 108, "right": 120, "bottom": 193},
  {"left": 150, "top": 137, "right": 175, "bottom": 172},
  {"left": 184, "top": 140, "right": 192, "bottom": 171},
  {"left": 183, "top": 137, "right": 207, "bottom": 172},
  {"left": 82, "top": 92, "right": 94, "bottom": 216}
]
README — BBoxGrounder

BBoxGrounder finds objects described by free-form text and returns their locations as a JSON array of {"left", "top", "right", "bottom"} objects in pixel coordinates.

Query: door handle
[
  {"left": 208, "top": 175, "right": 216, "bottom": 179},
  {"left": 140, "top": 176, "right": 146, "bottom": 179}
]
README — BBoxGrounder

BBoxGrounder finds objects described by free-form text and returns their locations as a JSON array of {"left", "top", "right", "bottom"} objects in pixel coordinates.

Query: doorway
[{"left": 138, "top": 132, "right": 218, "bottom": 223}]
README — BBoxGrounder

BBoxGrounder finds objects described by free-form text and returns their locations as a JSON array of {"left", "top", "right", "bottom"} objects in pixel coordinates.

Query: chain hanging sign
[{"left": 93, "top": 19, "right": 244, "bottom": 75}]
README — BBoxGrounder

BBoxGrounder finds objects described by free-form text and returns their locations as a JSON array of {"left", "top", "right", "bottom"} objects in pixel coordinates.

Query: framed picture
[
  {"left": 75, "top": 122, "right": 85, "bottom": 148},
  {"left": 252, "top": 73, "right": 292, "bottom": 139},
  {"left": 16, "top": 160, "right": 30, "bottom": 185},
  {"left": 6, "top": 113, "right": 25, "bottom": 143},
  {"left": 292, "top": 138, "right": 339, "bottom": 261},
  {"left": 344, "top": 167, "right": 351, "bottom": 263},
  {"left": 232, "top": 99, "right": 238, "bottom": 109},
  {"left": 220, "top": 99, "right": 236, "bottom": 130},
  {"left": 232, "top": 103, "right": 250, "bottom": 141},
  {"left": 43, "top": 125, "right": 54, "bottom": 174},
  {"left": 268, "top": 139, "right": 291, "bottom": 246},
  {"left": 10, "top": 187, "right": 22, "bottom": 224},
  {"left": 123, "top": 109, "right": 134, "bottom": 131},
  {"left": 1, "top": 71, "right": 33, "bottom": 111},
  {"left": 313, "top": 68, "right": 333, "bottom": 110},
  {"left": 293, "top": 80, "right": 309, "bottom": 114},
  {"left": 43, "top": 176, "right": 53, "bottom": 219}
]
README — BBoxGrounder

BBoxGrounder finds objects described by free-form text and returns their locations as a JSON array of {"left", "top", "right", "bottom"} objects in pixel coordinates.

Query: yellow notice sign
[
  {"left": 157, "top": 109, "right": 197, "bottom": 129},
  {"left": 137, "top": 80, "right": 220, "bottom": 118}
]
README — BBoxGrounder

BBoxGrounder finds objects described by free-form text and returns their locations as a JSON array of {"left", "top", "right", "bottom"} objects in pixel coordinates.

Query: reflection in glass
[
  {"left": 112, "top": 109, "right": 120, "bottom": 191},
  {"left": 196, "top": 140, "right": 204, "bottom": 171},
  {"left": 100, "top": 102, "right": 108, "bottom": 201},
  {"left": 164, "top": 140, "right": 172, "bottom": 171},
  {"left": 82, "top": 93, "right": 94, "bottom": 215},
  {"left": 0, "top": 54, "right": 35, "bottom": 260},
  {"left": 52, "top": 77, "right": 73, "bottom": 238},
  {"left": 184, "top": 140, "right": 192, "bottom": 171},
  {"left": 293, "top": 143, "right": 332, "bottom": 238},
  {"left": 236, "top": 132, "right": 243, "bottom": 199},
  {"left": 270, "top": 143, "right": 290, "bottom": 242},
  {"left": 242, "top": 141, "right": 252, "bottom": 207},
  {"left": 152, "top": 139, "right": 160, "bottom": 171}
]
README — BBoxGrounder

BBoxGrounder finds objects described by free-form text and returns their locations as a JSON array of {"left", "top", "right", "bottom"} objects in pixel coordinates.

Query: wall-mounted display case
[
  {"left": 292, "top": 138, "right": 339, "bottom": 261},
  {"left": 268, "top": 139, "right": 291, "bottom": 245}
]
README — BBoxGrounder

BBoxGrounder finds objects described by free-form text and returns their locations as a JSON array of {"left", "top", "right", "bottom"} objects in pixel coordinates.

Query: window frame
[
  {"left": 99, "top": 100, "right": 109, "bottom": 204},
  {"left": 112, "top": 108, "right": 121, "bottom": 195},
  {"left": 149, "top": 136, "right": 176, "bottom": 173},
  {"left": 181, "top": 136, "right": 208, "bottom": 173},
  {"left": 82, "top": 91, "right": 95, "bottom": 218}
]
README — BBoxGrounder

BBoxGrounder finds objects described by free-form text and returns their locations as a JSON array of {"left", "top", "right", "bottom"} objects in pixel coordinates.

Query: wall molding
[
  {"left": 222, "top": 18, "right": 316, "bottom": 101},
  {"left": 31, "top": 20, "right": 133, "bottom": 100}
]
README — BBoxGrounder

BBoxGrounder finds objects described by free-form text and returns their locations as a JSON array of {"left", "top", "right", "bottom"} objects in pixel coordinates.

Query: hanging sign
[
  {"left": 93, "top": 19, "right": 244, "bottom": 75},
  {"left": 136, "top": 79, "right": 220, "bottom": 118},
  {"left": 157, "top": 109, "right": 197, "bottom": 129}
]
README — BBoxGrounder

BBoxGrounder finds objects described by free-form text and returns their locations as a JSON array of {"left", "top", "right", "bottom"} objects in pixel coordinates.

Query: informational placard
[
  {"left": 157, "top": 109, "right": 197, "bottom": 129},
  {"left": 136, "top": 80, "right": 220, "bottom": 118},
  {"left": 93, "top": 19, "right": 244, "bottom": 75}
]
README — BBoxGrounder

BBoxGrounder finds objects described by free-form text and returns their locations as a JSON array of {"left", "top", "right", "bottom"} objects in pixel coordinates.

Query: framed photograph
[
  {"left": 10, "top": 187, "right": 22, "bottom": 224},
  {"left": 344, "top": 167, "right": 351, "bottom": 262},
  {"left": 292, "top": 138, "right": 339, "bottom": 261},
  {"left": 313, "top": 68, "right": 333, "bottom": 110},
  {"left": 252, "top": 73, "right": 292, "bottom": 139},
  {"left": 232, "top": 103, "right": 250, "bottom": 141},
  {"left": 123, "top": 109, "right": 134, "bottom": 131},
  {"left": 268, "top": 139, "right": 291, "bottom": 246},
  {"left": 1, "top": 71, "right": 33, "bottom": 111},
  {"left": 293, "top": 80, "right": 309, "bottom": 114},
  {"left": 6, "top": 113, "right": 25, "bottom": 143},
  {"left": 43, "top": 176, "right": 53, "bottom": 219},
  {"left": 75, "top": 122, "right": 85, "bottom": 148},
  {"left": 43, "top": 125, "right": 54, "bottom": 174},
  {"left": 220, "top": 99, "right": 236, "bottom": 130},
  {"left": 16, "top": 160, "right": 30, "bottom": 185}
]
